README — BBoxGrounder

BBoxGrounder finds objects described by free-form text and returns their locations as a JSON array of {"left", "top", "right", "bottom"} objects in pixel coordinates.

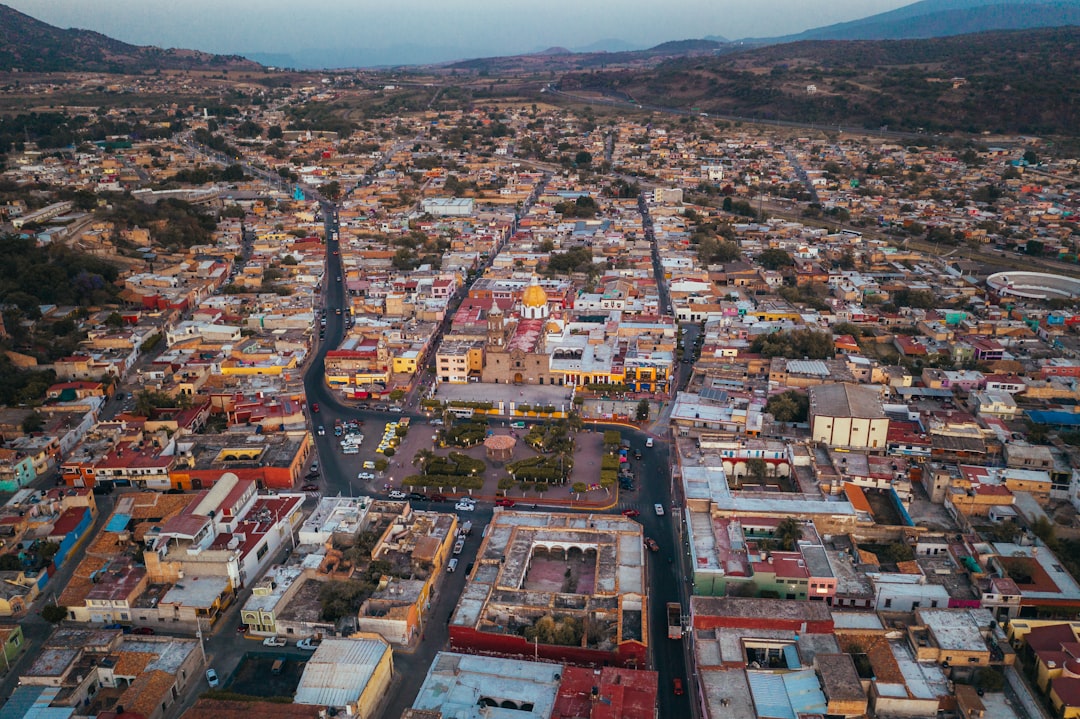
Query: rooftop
[{"left": 412, "top": 652, "right": 562, "bottom": 719}]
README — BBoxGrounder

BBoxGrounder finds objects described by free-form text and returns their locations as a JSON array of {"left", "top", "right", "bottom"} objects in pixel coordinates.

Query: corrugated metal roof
[
  {"left": 783, "top": 669, "right": 828, "bottom": 715},
  {"left": 747, "top": 671, "right": 793, "bottom": 719},
  {"left": 786, "top": 359, "right": 829, "bottom": 376},
  {"left": 0, "top": 686, "right": 71, "bottom": 719},
  {"left": 293, "top": 638, "right": 388, "bottom": 708}
]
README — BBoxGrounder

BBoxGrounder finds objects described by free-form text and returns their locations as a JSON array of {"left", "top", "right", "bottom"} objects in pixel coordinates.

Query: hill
[
  {"left": 441, "top": 37, "right": 726, "bottom": 74},
  {"left": 770, "top": 0, "right": 1080, "bottom": 41},
  {"left": 0, "top": 3, "right": 261, "bottom": 73},
  {"left": 555, "top": 27, "right": 1080, "bottom": 136}
]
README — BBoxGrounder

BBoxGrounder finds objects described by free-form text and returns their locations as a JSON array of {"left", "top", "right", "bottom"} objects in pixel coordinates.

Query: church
[{"left": 480, "top": 277, "right": 567, "bottom": 386}]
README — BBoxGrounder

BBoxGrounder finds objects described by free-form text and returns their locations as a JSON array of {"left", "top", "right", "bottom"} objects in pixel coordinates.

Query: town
[{"left": 0, "top": 63, "right": 1079, "bottom": 719}]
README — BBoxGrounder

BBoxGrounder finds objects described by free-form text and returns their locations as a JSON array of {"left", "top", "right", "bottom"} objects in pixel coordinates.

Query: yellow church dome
[
  {"left": 521, "top": 283, "right": 549, "bottom": 308},
  {"left": 545, "top": 320, "right": 562, "bottom": 334}
]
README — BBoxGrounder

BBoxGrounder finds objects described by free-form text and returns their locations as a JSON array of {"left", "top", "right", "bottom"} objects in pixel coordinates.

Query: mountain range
[
  {"left": 0, "top": 0, "right": 1078, "bottom": 73},
  {"left": 766, "top": 0, "right": 1080, "bottom": 41},
  {"left": 0, "top": 3, "right": 259, "bottom": 73}
]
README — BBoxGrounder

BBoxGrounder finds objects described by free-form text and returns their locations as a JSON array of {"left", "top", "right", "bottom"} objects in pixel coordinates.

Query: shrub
[{"left": 383, "top": 447, "right": 396, "bottom": 457}]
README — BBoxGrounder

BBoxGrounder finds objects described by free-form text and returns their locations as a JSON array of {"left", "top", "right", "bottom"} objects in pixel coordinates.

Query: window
[{"left": 884, "top": 598, "right": 892, "bottom": 608}]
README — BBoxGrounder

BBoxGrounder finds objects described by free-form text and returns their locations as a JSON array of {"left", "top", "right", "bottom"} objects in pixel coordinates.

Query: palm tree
[
  {"left": 775, "top": 518, "right": 803, "bottom": 551},
  {"left": 413, "top": 448, "right": 436, "bottom": 474}
]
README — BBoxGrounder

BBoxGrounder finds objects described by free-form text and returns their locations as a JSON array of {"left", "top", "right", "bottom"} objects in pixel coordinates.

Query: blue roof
[
  {"left": 0, "top": 686, "right": 72, "bottom": 719},
  {"left": 105, "top": 513, "right": 132, "bottom": 533},
  {"left": 1027, "top": 410, "right": 1080, "bottom": 426},
  {"left": 782, "top": 644, "right": 801, "bottom": 669},
  {"left": 783, "top": 669, "right": 828, "bottom": 716},
  {"left": 747, "top": 669, "right": 827, "bottom": 719},
  {"left": 747, "top": 671, "right": 793, "bottom": 719}
]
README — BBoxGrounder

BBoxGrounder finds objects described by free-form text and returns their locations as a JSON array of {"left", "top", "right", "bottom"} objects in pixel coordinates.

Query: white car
[
  {"left": 205, "top": 668, "right": 219, "bottom": 687},
  {"left": 363, "top": 461, "right": 376, "bottom": 469},
  {"left": 389, "top": 490, "right": 408, "bottom": 500},
  {"left": 455, "top": 500, "right": 475, "bottom": 511},
  {"left": 262, "top": 636, "right": 287, "bottom": 647},
  {"left": 297, "top": 638, "right": 319, "bottom": 651},
  {"left": 316, "top": 426, "right": 325, "bottom": 436},
  {"left": 654, "top": 503, "right": 665, "bottom": 516},
  {"left": 357, "top": 472, "right": 375, "bottom": 480}
]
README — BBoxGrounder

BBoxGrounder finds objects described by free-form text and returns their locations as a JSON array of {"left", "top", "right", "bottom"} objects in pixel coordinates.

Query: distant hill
[
  {"left": 0, "top": 3, "right": 261, "bottom": 73},
  {"left": 442, "top": 36, "right": 727, "bottom": 74},
  {"left": 769, "top": 0, "right": 1080, "bottom": 41},
  {"left": 556, "top": 27, "right": 1080, "bottom": 136}
]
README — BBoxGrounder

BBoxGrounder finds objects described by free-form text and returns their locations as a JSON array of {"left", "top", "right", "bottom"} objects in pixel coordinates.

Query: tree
[
  {"left": 746, "top": 458, "right": 768, "bottom": 484},
  {"left": 41, "top": 604, "right": 67, "bottom": 623},
  {"left": 571, "top": 482, "right": 588, "bottom": 497},
  {"left": 574, "top": 151, "right": 593, "bottom": 167},
  {"left": 267, "top": 125, "right": 283, "bottom": 140},
  {"left": 104, "top": 311, "right": 124, "bottom": 329},
  {"left": 635, "top": 399, "right": 650, "bottom": 422},
  {"left": 757, "top": 249, "right": 794, "bottom": 270},
  {"left": 21, "top": 412, "right": 44, "bottom": 434},
  {"left": 765, "top": 391, "right": 809, "bottom": 423},
  {"left": 775, "top": 518, "right": 803, "bottom": 551}
]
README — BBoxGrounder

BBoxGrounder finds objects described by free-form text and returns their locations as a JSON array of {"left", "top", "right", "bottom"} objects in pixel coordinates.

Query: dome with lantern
[{"left": 520, "top": 276, "right": 549, "bottom": 320}]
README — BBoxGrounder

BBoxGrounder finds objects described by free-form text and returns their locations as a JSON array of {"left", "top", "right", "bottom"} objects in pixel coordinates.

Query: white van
[
  {"left": 448, "top": 558, "right": 458, "bottom": 572},
  {"left": 645, "top": 438, "right": 654, "bottom": 448}
]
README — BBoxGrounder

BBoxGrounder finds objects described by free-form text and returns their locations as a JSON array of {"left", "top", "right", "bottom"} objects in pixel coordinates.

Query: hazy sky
[{"left": 7, "top": 0, "right": 914, "bottom": 66}]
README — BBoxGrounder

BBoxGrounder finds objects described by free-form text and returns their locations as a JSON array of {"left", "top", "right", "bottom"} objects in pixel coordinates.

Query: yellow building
[{"left": 294, "top": 637, "right": 394, "bottom": 719}]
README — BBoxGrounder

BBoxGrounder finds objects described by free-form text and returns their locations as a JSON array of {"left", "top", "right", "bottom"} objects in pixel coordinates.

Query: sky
[{"left": 7, "top": 0, "right": 914, "bottom": 67}]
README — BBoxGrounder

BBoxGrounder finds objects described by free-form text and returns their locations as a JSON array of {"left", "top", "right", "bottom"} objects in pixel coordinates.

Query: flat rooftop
[{"left": 412, "top": 652, "right": 561, "bottom": 719}]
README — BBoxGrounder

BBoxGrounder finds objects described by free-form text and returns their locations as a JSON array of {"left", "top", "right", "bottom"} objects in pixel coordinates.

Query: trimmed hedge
[{"left": 402, "top": 474, "right": 484, "bottom": 490}]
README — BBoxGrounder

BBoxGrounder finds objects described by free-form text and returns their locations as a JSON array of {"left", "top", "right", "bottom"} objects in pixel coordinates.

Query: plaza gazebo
[{"left": 484, "top": 434, "right": 517, "bottom": 462}]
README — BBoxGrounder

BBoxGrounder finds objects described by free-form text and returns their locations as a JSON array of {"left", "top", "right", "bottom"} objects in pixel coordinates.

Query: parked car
[
  {"left": 654, "top": 503, "right": 665, "bottom": 516},
  {"left": 632, "top": 449, "right": 642, "bottom": 460},
  {"left": 263, "top": 636, "right": 288, "bottom": 647},
  {"left": 388, "top": 490, "right": 407, "bottom": 500},
  {"left": 407, "top": 492, "right": 427, "bottom": 501},
  {"left": 621, "top": 509, "right": 640, "bottom": 518},
  {"left": 317, "top": 426, "right": 326, "bottom": 436},
  {"left": 132, "top": 627, "right": 155, "bottom": 635},
  {"left": 302, "top": 483, "right": 319, "bottom": 492},
  {"left": 205, "top": 668, "right": 219, "bottom": 688},
  {"left": 645, "top": 437, "right": 654, "bottom": 448},
  {"left": 453, "top": 538, "right": 465, "bottom": 555},
  {"left": 389, "top": 406, "right": 402, "bottom": 413},
  {"left": 644, "top": 538, "right": 660, "bottom": 552},
  {"left": 429, "top": 493, "right": 447, "bottom": 502},
  {"left": 362, "top": 461, "right": 376, "bottom": 469},
  {"left": 236, "top": 624, "right": 248, "bottom": 634},
  {"left": 311, "top": 403, "right": 320, "bottom": 413},
  {"left": 447, "top": 558, "right": 459, "bottom": 572},
  {"left": 495, "top": 498, "right": 516, "bottom": 508},
  {"left": 672, "top": 678, "right": 684, "bottom": 695},
  {"left": 357, "top": 472, "right": 376, "bottom": 480},
  {"left": 297, "top": 638, "right": 319, "bottom": 651},
  {"left": 455, "top": 500, "right": 475, "bottom": 511}
]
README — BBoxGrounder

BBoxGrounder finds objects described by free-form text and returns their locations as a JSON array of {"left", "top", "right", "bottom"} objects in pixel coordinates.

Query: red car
[
  {"left": 311, "top": 403, "right": 320, "bottom": 413},
  {"left": 495, "top": 498, "right": 516, "bottom": 508},
  {"left": 132, "top": 627, "right": 155, "bottom": 635},
  {"left": 672, "top": 678, "right": 684, "bottom": 696},
  {"left": 237, "top": 624, "right": 248, "bottom": 634},
  {"left": 621, "top": 509, "right": 640, "bottom": 518},
  {"left": 429, "top": 494, "right": 447, "bottom": 502},
  {"left": 644, "top": 538, "right": 659, "bottom": 552},
  {"left": 302, "top": 483, "right": 319, "bottom": 492}
]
